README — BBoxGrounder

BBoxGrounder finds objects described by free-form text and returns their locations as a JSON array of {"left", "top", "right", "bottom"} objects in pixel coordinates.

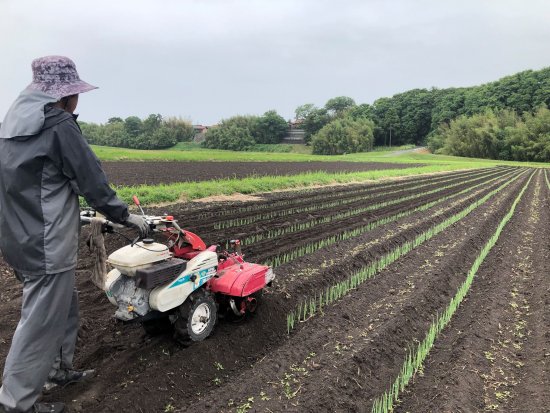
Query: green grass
[
  {"left": 169, "top": 142, "right": 411, "bottom": 155},
  {"left": 110, "top": 164, "right": 498, "bottom": 205},
  {"left": 371, "top": 144, "right": 415, "bottom": 152},
  {"left": 92, "top": 144, "right": 549, "bottom": 168},
  {"left": 89, "top": 144, "right": 548, "bottom": 205}
]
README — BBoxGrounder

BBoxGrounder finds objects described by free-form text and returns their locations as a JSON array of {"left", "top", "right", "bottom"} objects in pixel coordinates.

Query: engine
[
  {"left": 104, "top": 239, "right": 186, "bottom": 321},
  {"left": 106, "top": 273, "right": 151, "bottom": 321}
]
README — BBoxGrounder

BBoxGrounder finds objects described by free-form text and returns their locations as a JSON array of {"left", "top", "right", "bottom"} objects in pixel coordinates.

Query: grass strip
[
  {"left": 241, "top": 169, "right": 513, "bottom": 245},
  {"left": 106, "top": 164, "right": 484, "bottom": 206},
  {"left": 92, "top": 144, "right": 550, "bottom": 169},
  {"left": 545, "top": 169, "right": 550, "bottom": 190},
  {"left": 370, "top": 170, "right": 534, "bottom": 413},
  {"left": 268, "top": 168, "right": 523, "bottom": 268},
  {"left": 285, "top": 168, "right": 528, "bottom": 334}
]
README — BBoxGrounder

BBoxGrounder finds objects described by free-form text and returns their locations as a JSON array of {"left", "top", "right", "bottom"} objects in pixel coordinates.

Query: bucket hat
[{"left": 26, "top": 55, "right": 97, "bottom": 99}]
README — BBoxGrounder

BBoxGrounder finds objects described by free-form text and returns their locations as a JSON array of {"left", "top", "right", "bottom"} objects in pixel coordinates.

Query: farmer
[{"left": 0, "top": 56, "right": 149, "bottom": 413}]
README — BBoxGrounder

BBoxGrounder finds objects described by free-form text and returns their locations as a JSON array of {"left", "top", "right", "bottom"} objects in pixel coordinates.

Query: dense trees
[
  {"left": 428, "top": 106, "right": 550, "bottom": 162},
  {"left": 202, "top": 110, "right": 288, "bottom": 150},
  {"left": 294, "top": 67, "right": 549, "bottom": 156},
  {"left": 80, "top": 115, "right": 193, "bottom": 149}
]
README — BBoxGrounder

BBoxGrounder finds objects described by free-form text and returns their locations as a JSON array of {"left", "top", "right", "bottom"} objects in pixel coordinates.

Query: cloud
[{"left": 1, "top": 0, "right": 549, "bottom": 124}]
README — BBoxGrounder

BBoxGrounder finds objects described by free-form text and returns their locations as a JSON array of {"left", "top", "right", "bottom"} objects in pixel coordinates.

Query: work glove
[{"left": 124, "top": 214, "right": 150, "bottom": 238}]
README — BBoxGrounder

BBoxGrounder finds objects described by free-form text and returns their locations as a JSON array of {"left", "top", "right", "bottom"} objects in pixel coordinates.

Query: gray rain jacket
[{"left": 0, "top": 88, "right": 129, "bottom": 275}]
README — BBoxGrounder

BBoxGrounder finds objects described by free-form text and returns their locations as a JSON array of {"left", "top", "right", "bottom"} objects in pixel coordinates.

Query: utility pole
[{"left": 389, "top": 126, "right": 392, "bottom": 148}]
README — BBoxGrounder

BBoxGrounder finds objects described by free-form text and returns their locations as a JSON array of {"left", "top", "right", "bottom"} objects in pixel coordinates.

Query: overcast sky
[{"left": 1, "top": 0, "right": 549, "bottom": 125}]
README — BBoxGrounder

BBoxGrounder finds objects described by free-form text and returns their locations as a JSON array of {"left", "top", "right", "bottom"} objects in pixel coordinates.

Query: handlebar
[{"left": 80, "top": 210, "right": 180, "bottom": 234}]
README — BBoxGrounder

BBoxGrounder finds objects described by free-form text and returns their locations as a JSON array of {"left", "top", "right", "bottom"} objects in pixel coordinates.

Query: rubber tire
[
  {"left": 174, "top": 290, "right": 217, "bottom": 345},
  {"left": 142, "top": 316, "right": 173, "bottom": 336}
]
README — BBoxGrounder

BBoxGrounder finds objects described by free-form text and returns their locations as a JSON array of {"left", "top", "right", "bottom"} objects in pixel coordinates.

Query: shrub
[{"left": 311, "top": 117, "right": 374, "bottom": 155}]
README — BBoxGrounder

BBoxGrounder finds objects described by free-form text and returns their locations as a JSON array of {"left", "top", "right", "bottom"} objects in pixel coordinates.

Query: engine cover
[{"left": 108, "top": 241, "right": 172, "bottom": 276}]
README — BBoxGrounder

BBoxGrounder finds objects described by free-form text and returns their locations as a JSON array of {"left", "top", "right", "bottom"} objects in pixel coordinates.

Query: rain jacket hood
[
  {"left": 0, "top": 93, "right": 128, "bottom": 275},
  {"left": 0, "top": 88, "right": 58, "bottom": 140}
]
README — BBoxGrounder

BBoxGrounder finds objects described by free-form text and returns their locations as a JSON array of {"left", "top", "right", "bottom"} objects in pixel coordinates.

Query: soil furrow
[
  {"left": 37, "top": 172, "right": 524, "bottom": 412},
  {"left": 244, "top": 168, "right": 523, "bottom": 265},
  {"left": 182, "top": 168, "right": 507, "bottom": 233},
  {"left": 180, "top": 169, "right": 530, "bottom": 413},
  {"left": 207, "top": 168, "right": 511, "bottom": 246},
  {"left": 162, "top": 168, "right": 502, "bottom": 227},
  {"left": 0, "top": 166, "right": 526, "bottom": 413},
  {"left": 394, "top": 169, "right": 550, "bottom": 413}
]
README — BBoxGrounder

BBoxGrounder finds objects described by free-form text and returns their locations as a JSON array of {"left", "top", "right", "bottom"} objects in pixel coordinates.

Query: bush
[
  {"left": 164, "top": 117, "right": 195, "bottom": 142},
  {"left": 202, "top": 112, "right": 289, "bottom": 150},
  {"left": 311, "top": 117, "right": 374, "bottom": 155},
  {"left": 435, "top": 106, "right": 550, "bottom": 162},
  {"left": 203, "top": 124, "right": 255, "bottom": 151}
]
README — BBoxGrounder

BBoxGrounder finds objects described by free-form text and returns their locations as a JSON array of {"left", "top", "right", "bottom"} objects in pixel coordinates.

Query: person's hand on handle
[{"left": 124, "top": 214, "right": 150, "bottom": 238}]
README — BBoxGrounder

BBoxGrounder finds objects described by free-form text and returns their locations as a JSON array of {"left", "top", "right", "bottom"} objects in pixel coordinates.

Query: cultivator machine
[{"left": 81, "top": 196, "right": 274, "bottom": 344}]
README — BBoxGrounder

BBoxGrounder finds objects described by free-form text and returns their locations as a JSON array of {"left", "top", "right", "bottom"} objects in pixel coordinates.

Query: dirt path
[
  {"left": 395, "top": 169, "right": 550, "bottom": 413},
  {"left": 381, "top": 146, "right": 427, "bottom": 157}
]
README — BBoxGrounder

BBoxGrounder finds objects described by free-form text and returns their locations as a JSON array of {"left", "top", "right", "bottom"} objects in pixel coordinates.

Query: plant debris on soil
[{"left": 0, "top": 166, "right": 548, "bottom": 413}]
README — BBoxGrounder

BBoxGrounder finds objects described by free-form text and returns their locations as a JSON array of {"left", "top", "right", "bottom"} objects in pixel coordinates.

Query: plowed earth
[
  {"left": 101, "top": 161, "right": 425, "bottom": 186},
  {"left": 0, "top": 166, "right": 548, "bottom": 413}
]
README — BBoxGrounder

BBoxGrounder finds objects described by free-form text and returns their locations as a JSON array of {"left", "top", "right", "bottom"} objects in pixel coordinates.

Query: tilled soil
[
  {"left": 394, "top": 169, "right": 550, "bottom": 413},
  {"left": 181, "top": 168, "right": 530, "bottom": 412},
  {"left": 101, "top": 161, "right": 425, "bottom": 186},
  {"left": 1, "top": 166, "right": 546, "bottom": 413}
]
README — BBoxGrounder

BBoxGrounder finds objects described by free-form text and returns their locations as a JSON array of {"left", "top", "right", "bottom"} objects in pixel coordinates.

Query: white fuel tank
[{"left": 108, "top": 241, "right": 172, "bottom": 276}]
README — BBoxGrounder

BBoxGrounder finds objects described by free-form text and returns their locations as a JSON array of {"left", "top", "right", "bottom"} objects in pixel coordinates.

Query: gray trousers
[{"left": 0, "top": 269, "right": 79, "bottom": 412}]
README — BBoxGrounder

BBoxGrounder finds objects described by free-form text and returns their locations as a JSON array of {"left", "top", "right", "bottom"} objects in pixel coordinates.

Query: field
[
  {"left": 102, "top": 160, "right": 424, "bottom": 186},
  {"left": 93, "top": 146, "right": 550, "bottom": 205},
  {"left": 1, "top": 164, "right": 549, "bottom": 413}
]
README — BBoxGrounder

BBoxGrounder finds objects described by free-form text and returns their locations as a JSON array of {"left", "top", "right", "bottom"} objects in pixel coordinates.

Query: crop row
[
  {"left": 214, "top": 168, "right": 509, "bottom": 230},
  {"left": 240, "top": 168, "right": 516, "bottom": 246},
  {"left": 196, "top": 168, "right": 498, "bottom": 221},
  {"left": 267, "top": 168, "right": 524, "bottom": 268},
  {"left": 370, "top": 171, "right": 534, "bottom": 413},
  {"left": 285, "top": 169, "right": 528, "bottom": 333}
]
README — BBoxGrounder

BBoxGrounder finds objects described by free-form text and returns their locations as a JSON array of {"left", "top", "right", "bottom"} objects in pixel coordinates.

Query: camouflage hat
[{"left": 26, "top": 55, "right": 97, "bottom": 99}]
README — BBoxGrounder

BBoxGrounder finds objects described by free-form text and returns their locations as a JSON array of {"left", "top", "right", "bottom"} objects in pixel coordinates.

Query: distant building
[
  {"left": 282, "top": 120, "right": 305, "bottom": 144},
  {"left": 193, "top": 124, "right": 209, "bottom": 143}
]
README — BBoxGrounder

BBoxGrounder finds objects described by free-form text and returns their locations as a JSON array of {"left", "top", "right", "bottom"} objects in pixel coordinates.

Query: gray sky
[{"left": 1, "top": 0, "right": 549, "bottom": 125}]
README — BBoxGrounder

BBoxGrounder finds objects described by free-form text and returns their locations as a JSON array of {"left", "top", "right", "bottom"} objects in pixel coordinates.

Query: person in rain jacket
[{"left": 0, "top": 56, "right": 149, "bottom": 413}]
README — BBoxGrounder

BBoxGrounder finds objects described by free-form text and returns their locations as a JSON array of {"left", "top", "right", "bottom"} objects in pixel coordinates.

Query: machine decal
[{"left": 168, "top": 267, "right": 216, "bottom": 290}]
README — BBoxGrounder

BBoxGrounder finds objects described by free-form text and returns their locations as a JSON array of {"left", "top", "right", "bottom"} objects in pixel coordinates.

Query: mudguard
[{"left": 208, "top": 262, "right": 269, "bottom": 297}]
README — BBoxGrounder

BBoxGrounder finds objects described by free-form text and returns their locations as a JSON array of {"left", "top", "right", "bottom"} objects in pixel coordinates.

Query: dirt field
[
  {"left": 1, "top": 166, "right": 548, "bottom": 413},
  {"left": 101, "top": 161, "right": 425, "bottom": 186}
]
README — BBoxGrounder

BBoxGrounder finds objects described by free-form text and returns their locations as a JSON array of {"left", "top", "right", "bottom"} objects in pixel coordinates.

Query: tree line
[
  {"left": 79, "top": 67, "right": 549, "bottom": 158},
  {"left": 296, "top": 67, "right": 549, "bottom": 156},
  {"left": 80, "top": 115, "right": 195, "bottom": 149}
]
